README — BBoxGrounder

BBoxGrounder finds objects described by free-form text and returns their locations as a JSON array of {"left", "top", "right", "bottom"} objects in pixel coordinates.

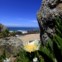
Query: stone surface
[
  {"left": 37, "top": 0, "right": 62, "bottom": 45},
  {"left": 0, "top": 24, "right": 7, "bottom": 32},
  {"left": 0, "top": 37, "right": 23, "bottom": 57}
]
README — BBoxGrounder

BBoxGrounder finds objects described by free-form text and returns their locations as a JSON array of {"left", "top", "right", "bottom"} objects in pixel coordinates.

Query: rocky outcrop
[
  {"left": 37, "top": 0, "right": 62, "bottom": 45},
  {"left": 0, "top": 23, "right": 7, "bottom": 32},
  {"left": 0, "top": 37, "right": 23, "bottom": 57}
]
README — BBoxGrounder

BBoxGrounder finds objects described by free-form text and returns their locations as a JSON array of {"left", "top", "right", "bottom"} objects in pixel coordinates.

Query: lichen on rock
[
  {"left": 0, "top": 37, "right": 23, "bottom": 57},
  {"left": 37, "top": 0, "right": 62, "bottom": 45}
]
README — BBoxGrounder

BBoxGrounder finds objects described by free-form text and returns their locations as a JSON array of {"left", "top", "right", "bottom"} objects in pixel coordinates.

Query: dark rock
[{"left": 37, "top": 0, "right": 62, "bottom": 45}]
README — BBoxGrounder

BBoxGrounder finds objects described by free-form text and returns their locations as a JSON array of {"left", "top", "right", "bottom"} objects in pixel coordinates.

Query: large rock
[
  {"left": 0, "top": 37, "right": 23, "bottom": 57},
  {"left": 37, "top": 0, "right": 62, "bottom": 45},
  {"left": 0, "top": 23, "right": 7, "bottom": 32}
]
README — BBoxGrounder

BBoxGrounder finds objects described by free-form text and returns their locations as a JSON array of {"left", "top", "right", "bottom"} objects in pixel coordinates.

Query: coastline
[{"left": 8, "top": 27, "right": 40, "bottom": 44}]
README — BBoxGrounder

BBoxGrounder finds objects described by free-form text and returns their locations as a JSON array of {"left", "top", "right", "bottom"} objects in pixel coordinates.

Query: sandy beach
[{"left": 18, "top": 33, "right": 40, "bottom": 42}]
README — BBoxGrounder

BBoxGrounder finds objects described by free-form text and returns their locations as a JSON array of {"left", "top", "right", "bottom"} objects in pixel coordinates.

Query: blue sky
[{"left": 0, "top": 0, "right": 41, "bottom": 27}]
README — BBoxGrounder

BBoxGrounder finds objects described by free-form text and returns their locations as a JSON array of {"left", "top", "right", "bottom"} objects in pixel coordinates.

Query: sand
[{"left": 18, "top": 33, "right": 40, "bottom": 42}]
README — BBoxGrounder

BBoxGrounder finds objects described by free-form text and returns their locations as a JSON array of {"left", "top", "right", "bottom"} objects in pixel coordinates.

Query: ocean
[{"left": 7, "top": 27, "right": 39, "bottom": 31}]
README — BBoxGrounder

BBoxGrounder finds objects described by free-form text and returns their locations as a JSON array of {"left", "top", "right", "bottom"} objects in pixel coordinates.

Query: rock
[
  {"left": 37, "top": 0, "right": 62, "bottom": 45},
  {"left": 0, "top": 23, "right": 7, "bottom": 32},
  {"left": 0, "top": 37, "right": 23, "bottom": 57},
  {"left": 42, "top": 33, "right": 49, "bottom": 45}
]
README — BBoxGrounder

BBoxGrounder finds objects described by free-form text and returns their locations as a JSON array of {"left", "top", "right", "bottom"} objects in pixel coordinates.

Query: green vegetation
[
  {"left": 0, "top": 50, "right": 6, "bottom": 62},
  {"left": 0, "top": 17, "right": 62, "bottom": 62},
  {"left": 2, "top": 29, "right": 9, "bottom": 37},
  {"left": 16, "top": 16, "right": 62, "bottom": 62},
  {"left": 16, "top": 49, "right": 30, "bottom": 62},
  {"left": 0, "top": 29, "right": 9, "bottom": 38},
  {"left": 0, "top": 24, "right": 9, "bottom": 38},
  {"left": 0, "top": 24, "right": 17, "bottom": 38},
  {"left": 9, "top": 31, "right": 16, "bottom": 36}
]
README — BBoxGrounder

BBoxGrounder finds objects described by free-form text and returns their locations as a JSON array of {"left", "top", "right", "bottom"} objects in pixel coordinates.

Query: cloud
[
  {"left": 32, "top": 20, "right": 37, "bottom": 23},
  {"left": 0, "top": 17, "right": 38, "bottom": 27}
]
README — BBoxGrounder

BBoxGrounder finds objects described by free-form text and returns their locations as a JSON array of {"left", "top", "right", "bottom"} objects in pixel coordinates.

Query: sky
[{"left": 0, "top": 0, "right": 41, "bottom": 27}]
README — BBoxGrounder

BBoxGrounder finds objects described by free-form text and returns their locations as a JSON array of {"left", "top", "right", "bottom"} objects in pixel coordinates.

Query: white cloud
[
  {"left": 32, "top": 20, "right": 38, "bottom": 23},
  {"left": 0, "top": 17, "right": 38, "bottom": 27}
]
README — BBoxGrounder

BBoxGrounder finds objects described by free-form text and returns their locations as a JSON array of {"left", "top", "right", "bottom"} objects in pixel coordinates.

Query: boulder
[
  {"left": 0, "top": 37, "right": 23, "bottom": 57},
  {"left": 37, "top": 0, "right": 62, "bottom": 45},
  {"left": 0, "top": 24, "right": 7, "bottom": 32}
]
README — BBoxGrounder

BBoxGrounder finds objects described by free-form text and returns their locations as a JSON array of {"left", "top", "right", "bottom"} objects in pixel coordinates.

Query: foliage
[
  {"left": 0, "top": 28, "right": 9, "bottom": 38},
  {"left": 0, "top": 50, "right": 6, "bottom": 62},
  {"left": 16, "top": 17, "right": 62, "bottom": 62},
  {"left": 9, "top": 31, "right": 16, "bottom": 36},
  {"left": 38, "top": 16, "right": 62, "bottom": 62},
  {"left": 0, "top": 17, "right": 62, "bottom": 62},
  {"left": 2, "top": 29, "right": 9, "bottom": 37},
  {"left": 16, "top": 49, "right": 30, "bottom": 62}
]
